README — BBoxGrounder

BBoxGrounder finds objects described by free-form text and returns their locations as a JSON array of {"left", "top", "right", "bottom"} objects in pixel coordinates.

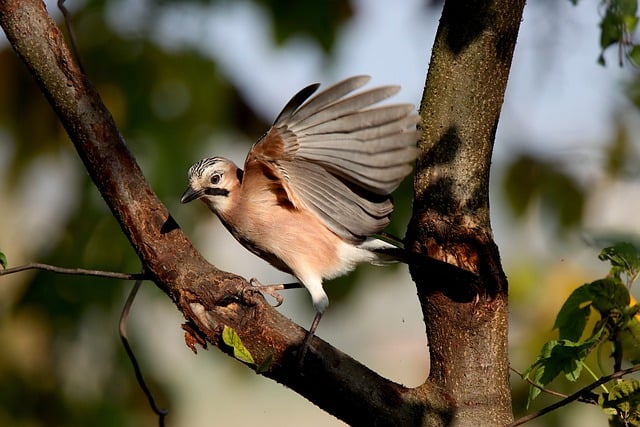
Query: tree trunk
[
  {"left": 0, "top": 0, "right": 526, "bottom": 425},
  {"left": 407, "top": 1, "right": 526, "bottom": 425}
]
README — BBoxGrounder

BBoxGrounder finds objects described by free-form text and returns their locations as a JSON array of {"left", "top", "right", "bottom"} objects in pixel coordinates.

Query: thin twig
[
  {"left": 509, "top": 364, "right": 640, "bottom": 426},
  {"left": 57, "top": 0, "right": 85, "bottom": 74},
  {"left": 1, "top": 260, "right": 164, "bottom": 421},
  {"left": 0, "top": 262, "right": 146, "bottom": 280},
  {"left": 510, "top": 366, "right": 569, "bottom": 399},
  {"left": 119, "top": 280, "right": 169, "bottom": 426}
]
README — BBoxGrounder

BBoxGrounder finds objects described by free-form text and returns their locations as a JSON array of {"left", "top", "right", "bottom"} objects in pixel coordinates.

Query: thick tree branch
[
  {"left": 407, "top": 0, "right": 526, "bottom": 425},
  {"left": 0, "top": 1, "right": 446, "bottom": 425}
]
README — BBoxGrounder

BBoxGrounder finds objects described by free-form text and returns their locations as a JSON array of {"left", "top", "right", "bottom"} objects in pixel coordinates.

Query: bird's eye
[{"left": 210, "top": 174, "right": 221, "bottom": 185}]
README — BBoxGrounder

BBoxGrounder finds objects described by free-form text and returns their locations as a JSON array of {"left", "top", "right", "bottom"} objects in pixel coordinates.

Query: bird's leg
[
  {"left": 298, "top": 311, "right": 323, "bottom": 366},
  {"left": 247, "top": 278, "right": 301, "bottom": 307}
]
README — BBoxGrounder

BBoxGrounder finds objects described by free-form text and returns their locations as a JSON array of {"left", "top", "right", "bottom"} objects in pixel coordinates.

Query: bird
[{"left": 181, "top": 75, "right": 419, "bottom": 361}]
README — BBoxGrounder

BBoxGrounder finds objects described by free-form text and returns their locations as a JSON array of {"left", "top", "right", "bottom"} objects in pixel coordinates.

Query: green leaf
[
  {"left": 222, "top": 326, "right": 255, "bottom": 365},
  {"left": 624, "top": 15, "right": 640, "bottom": 33},
  {"left": 503, "top": 154, "right": 585, "bottom": 230},
  {"left": 620, "top": 315, "right": 640, "bottom": 363},
  {"left": 608, "top": 379, "right": 640, "bottom": 405},
  {"left": 600, "top": 379, "right": 640, "bottom": 424},
  {"left": 554, "top": 284, "right": 594, "bottom": 341},
  {"left": 503, "top": 155, "right": 539, "bottom": 217},
  {"left": 600, "top": 0, "right": 638, "bottom": 46},
  {"left": 588, "top": 278, "right": 630, "bottom": 315},
  {"left": 598, "top": 53, "right": 607, "bottom": 66},
  {"left": 601, "top": 8, "right": 624, "bottom": 50},
  {"left": 0, "top": 251, "right": 6, "bottom": 269},
  {"left": 554, "top": 277, "right": 629, "bottom": 340},
  {"left": 629, "top": 45, "right": 640, "bottom": 66},
  {"left": 524, "top": 328, "right": 604, "bottom": 405},
  {"left": 261, "top": 0, "right": 353, "bottom": 52},
  {"left": 599, "top": 242, "right": 640, "bottom": 282},
  {"left": 618, "top": 0, "right": 639, "bottom": 19}
]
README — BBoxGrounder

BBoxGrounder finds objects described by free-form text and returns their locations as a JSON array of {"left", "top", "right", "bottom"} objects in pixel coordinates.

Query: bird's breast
[{"left": 218, "top": 194, "right": 348, "bottom": 280}]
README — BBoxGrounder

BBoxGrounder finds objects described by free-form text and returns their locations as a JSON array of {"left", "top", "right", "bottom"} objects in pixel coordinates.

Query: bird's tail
[
  {"left": 365, "top": 234, "right": 483, "bottom": 291},
  {"left": 358, "top": 233, "right": 409, "bottom": 265}
]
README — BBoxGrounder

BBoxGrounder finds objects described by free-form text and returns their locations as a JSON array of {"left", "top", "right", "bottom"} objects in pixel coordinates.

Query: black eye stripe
[{"left": 204, "top": 187, "right": 229, "bottom": 197}]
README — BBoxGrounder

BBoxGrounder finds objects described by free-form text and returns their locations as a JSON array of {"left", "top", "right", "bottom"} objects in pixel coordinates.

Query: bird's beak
[{"left": 180, "top": 186, "right": 204, "bottom": 203}]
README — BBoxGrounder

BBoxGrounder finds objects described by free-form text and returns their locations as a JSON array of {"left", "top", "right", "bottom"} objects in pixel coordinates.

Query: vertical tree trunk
[
  {"left": 408, "top": 1, "right": 526, "bottom": 425},
  {"left": 0, "top": 0, "right": 529, "bottom": 424}
]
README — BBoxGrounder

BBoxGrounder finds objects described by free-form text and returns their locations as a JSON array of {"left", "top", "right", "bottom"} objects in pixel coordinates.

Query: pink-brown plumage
[{"left": 181, "top": 76, "right": 418, "bottom": 359}]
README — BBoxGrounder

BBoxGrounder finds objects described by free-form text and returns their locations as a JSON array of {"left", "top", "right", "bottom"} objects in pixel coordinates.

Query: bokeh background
[{"left": 1, "top": 0, "right": 639, "bottom": 426}]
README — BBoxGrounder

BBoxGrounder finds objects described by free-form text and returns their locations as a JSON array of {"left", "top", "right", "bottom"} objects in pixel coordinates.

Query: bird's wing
[{"left": 244, "top": 75, "right": 419, "bottom": 242}]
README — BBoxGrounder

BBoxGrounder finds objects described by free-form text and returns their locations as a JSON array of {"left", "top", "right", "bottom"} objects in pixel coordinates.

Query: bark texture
[
  {"left": 0, "top": 1, "right": 446, "bottom": 426},
  {"left": 0, "top": 0, "right": 526, "bottom": 425},
  {"left": 407, "top": 0, "right": 526, "bottom": 425}
]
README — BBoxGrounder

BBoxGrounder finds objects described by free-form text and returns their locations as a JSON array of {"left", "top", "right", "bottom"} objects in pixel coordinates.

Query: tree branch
[
  {"left": 57, "top": 0, "right": 85, "bottom": 73},
  {"left": 509, "top": 363, "right": 640, "bottom": 426},
  {"left": 0, "top": 1, "right": 446, "bottom": 425},
  {"left": 0, "top": 262, "right": 145, "bottom": 280},
  {"left": 406, "top": 0, "right": 526, "bottom": 425},
  {"left": 119, "top": 279, "right": 169, "bottom": 426},
  {"left": 510, "top": 367, "right": 570, "bottom": 400}
]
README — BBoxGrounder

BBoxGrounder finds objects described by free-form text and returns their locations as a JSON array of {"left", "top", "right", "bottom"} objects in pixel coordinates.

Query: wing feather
[
  {"left": 289, "top": 87, "right": 401, "bottom": 132},
  {"left": 245, "top": 76, "right": 418, "bottom": 241},
  {"left": 279, "top": 76, "right": 371, "bottom": 126},
  {"left": 281, "top": 161, "right": 392, "bottom": 240}
]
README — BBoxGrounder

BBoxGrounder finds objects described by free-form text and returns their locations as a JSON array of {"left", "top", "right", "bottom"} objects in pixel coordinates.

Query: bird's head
[{"left": 180, "top": 157, "right": 243, "bottom": 213}]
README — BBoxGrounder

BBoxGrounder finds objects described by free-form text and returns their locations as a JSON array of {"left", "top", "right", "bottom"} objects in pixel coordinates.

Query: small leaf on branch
[
  {"left": 589, "top": 278, "right": 631, "bottom": 314},
  {"left": 599, "top": 242, "right": 640, "bottom": 284},
  {"left": 620, "top": 314, "right": 640, "bottom": 363},
  {"left": 554, "top": 284, "right": 593, "bottom": 341},
  {"left": 0, "top": 251, "right": 6, "bottom": 269},
  {"left": 222, "top": 325, "right": 255, "bottom": 364},
  {"left": 524, "top": 328, "right": 604, "bottom": 405},
  {"left": 599, "top": 379, "right": 640, "bottom": 423},
  {"left": 554, "top": 278, "right": 629, "bottom": 340},
  {"left": 629, "top": 45, "right": 640, "bottom": 66},
  {"left": 595, "top": 0, "right": 640, "bottom": 66}
]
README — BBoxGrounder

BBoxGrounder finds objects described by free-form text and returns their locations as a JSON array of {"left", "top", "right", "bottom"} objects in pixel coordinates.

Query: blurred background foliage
[
  {"left": 0, "top": 1, "right": 351, "bottom": 426},
  {"left": 0, "top": 0, "right": 640, "bottom": 426}
]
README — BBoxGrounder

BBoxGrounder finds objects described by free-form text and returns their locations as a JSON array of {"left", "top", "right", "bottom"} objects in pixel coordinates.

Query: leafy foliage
[
  {"left": 524, "top": 242, "right": 640, "bottom": 422},
  {"left": 599, "top": 242, "right": 640, "bottom": 285},
  {"left": 524, "top": 328, "right": 604, "bottom": 403},
  {"left": 572, "top": 0, "right": 640, "bottom": 66},
  {"left": 600, "top": 379, "right": 640, "bottom": 425},
  {"left": 0, "top": 1, "right": 345, "bottom": 425},
  {"left": 503, "top": 154, "right": 585, "bottom": 231},
  {"left": 259, "top": 0, "right": 352, "bottom": 52},
  {"left": 620, "top": 310, "right": 640, "bottom": 363}
]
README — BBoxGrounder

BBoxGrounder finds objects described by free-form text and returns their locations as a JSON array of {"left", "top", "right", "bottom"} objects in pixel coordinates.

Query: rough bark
[
  {"left": 0, "top": 1, "right": 447, "bottom": 426},
  {"left": 0, "top": 0, "right": 526, "bottom": 425},
  {"left": 407, "top": 0, "right": 526, "bottom": 425}
]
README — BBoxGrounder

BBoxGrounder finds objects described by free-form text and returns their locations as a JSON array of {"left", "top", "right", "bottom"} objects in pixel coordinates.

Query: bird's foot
[{"left": 247, "top": 278, "right": 288, "bottom": 307}]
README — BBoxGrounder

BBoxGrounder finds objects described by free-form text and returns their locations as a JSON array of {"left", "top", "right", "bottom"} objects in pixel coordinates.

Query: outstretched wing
[{"left": 244, "top": 75, "right": 419, "bottom": 243}]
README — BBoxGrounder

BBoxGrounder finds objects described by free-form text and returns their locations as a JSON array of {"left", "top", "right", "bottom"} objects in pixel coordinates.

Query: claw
[{"left": 248, "top": 278, "right": 285, "bottom": 307}]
